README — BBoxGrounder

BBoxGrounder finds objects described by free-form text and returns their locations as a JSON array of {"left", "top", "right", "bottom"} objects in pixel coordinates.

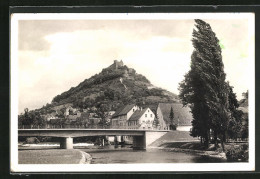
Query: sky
[{"left": 16, "top": 15, "right": 254, "bottom": 114}]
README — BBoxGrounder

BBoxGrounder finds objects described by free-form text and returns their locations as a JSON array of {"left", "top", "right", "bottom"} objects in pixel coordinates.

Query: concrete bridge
[{"left": 18, "top": 129, "right": 169, "bottom": 150}]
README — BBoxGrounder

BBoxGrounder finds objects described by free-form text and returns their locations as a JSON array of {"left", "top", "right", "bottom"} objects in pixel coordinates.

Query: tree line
[{"left": 178, "top": 19, "right": 248, "bottom": 150}]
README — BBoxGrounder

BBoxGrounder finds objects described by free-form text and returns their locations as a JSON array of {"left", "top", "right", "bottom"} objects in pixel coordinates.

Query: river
[
  {"left": 19, "top": 144, "right": 226, "bottom": 164},
  {"left": 77, "top": 145, "right": 226, "bottom": 164}
]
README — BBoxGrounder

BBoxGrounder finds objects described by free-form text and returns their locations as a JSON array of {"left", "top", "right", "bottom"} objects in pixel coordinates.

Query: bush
[
  {"left": 225, "top": 144, "right": 249, "bottom": 162},
  {"left": 24, "top": 137, "right": 40, "bottom": 144}
]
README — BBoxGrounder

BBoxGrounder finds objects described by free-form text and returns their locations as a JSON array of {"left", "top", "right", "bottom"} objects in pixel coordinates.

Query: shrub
[
  {"left": 225, "top": 144, "right": 249, "bottom": 162},
  {"left": 24, "top": 137, "right": 40, "bottom": 144}
]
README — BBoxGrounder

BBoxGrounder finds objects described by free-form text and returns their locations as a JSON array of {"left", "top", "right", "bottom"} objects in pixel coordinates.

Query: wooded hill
[{"left": 42, "top": 60, "right": 178, "bottom": 113}]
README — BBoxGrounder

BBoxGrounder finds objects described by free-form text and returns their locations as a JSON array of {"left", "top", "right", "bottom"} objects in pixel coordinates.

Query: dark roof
[
  {"left": 112, "top": 104, "right": 136, "bottom": 118},
  {"left": 128, "top": 108, "right": 148, "bottom": 121},
  {"left": 158, "top": 103, "right": 192, "bottom": 126},
  {"left": 141, "top": 104, "right": 157, "bottom": 114}
]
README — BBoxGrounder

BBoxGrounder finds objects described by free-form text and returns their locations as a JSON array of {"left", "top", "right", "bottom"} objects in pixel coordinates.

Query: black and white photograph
[{"left": 10, "top": 13, "right": 255, "bottom": 172}]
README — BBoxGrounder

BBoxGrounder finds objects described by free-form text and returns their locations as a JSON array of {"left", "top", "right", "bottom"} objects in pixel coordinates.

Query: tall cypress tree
[
  {"left": 153, "top": 112, "right": 160, "bottom": 129},
  {"left": 179, "top": 19, "right": 229, "bottom": 149},
  {"left": 169, "top": 106, "right": 175, "bottom": 129}
]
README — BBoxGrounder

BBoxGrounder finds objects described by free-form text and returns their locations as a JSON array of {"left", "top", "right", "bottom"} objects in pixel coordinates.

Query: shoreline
[
  {"left": 79, "top": 150, "right": 92, "bottom": 164},
  {"left": 163, "top": 147, "right": 227, "bottom": 160},
  {"left": 148, "top": 143, "right": 227, "bottom": 161}
]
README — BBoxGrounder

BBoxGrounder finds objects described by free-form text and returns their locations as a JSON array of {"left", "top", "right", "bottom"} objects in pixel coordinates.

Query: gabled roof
[
  {"left": 128, "top": 108, "right": 149, "bottom": 121},
  {"left": 158, "top": 103, "right": 193, "bottom": 126},
  {"left": 112, "top": 104, "right": 136, "bottom": 118}
]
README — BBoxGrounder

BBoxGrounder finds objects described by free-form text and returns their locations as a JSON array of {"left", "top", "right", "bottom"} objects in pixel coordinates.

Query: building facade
[
  {"left": 111, "top": 104, "right": 155, "bottom": 130},
  {"left": 128, "top": 108, "right": 155, "bottom": 130},
  {"left": 156, "top": 103, "right": 193, "bottom": 131}
]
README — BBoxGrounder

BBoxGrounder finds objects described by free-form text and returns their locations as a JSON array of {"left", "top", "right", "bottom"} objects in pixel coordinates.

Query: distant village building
[
  {"left": 156, "top": 103, "right": 193, "bottom": 131},
  {"left": 88, "top": 112, "right": 101, "bottom": 126},
  {"left": 44, "top": 114, "right": 57, "bottom": 121},
  {"left": 111, "top": 104, "right": 139, "bottom": 128},
  {"left": 65, "top": 106, "right": 78, "bottom": 116}
]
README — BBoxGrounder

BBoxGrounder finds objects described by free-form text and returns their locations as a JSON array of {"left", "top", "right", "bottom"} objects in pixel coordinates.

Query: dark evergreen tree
[
  {"left": 179, "top": 19, "right": 229, "bottom": 149},
  {"left": 227, "top": 82, "right": 243, "bottom": 141},
  {"left": 153, "top": 112, "right": 160, "bottom": 129},
  {"left": 241, "top": 90, "right": 249, "bottom": 139},
  {"left": 169, "top": 107, "right": 175, "bottom": 130}
]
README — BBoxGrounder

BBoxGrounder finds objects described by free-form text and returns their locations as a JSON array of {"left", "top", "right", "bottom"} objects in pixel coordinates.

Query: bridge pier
[
  {"left": 121, "top": 136, "right": 125, "bottom": 143},
  {"left": 60, "top": 137, "right": 73, "bottom": 149},
  {"left": 133, "top": 135, "right": 146, "bottom": 150}
]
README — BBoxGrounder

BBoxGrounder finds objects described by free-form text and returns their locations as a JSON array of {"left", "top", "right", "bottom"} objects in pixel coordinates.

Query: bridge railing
[
  {"left": 18, "top": 125, "right": 113, "bottom": 129},
  {"left": 18, "top": 125, "right": 164, "bottom": 130}
]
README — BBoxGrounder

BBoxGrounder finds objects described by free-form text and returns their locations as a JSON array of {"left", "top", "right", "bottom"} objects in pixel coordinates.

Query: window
[
  {"left": 133, "top": 109, "right": 134, "bottom": 112},
  {"left": 150, "top": 114, "right": 152, "bottom": 117},
  {"left": 148, "top": 110, "right": 149, "bottom": 112},
  {"left": 145, "top": 114, "right": 147, "bottom": 117}
]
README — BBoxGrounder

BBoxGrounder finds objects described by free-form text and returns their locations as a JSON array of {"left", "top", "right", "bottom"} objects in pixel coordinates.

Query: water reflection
[{"left": 77, "top": 145, "right": 227, "bottom": 164}]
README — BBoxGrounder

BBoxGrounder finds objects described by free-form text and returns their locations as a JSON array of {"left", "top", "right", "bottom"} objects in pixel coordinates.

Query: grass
[
  {"left": 19, "top": 149, "right": 83, "bottom": 164},
  {"left": 159, "top": 141, "right": 248, "bottom": 152},
  {"left": 160, "top": 141, "right": 204, "bottom": 150},
  {"left": 149, "top": 131, "right": 199, "bottom": 147}
]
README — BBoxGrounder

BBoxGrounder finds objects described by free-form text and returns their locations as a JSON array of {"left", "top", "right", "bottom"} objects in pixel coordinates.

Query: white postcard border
[{"left": 10, "top": 12, "right": 255, "bottom": 172}]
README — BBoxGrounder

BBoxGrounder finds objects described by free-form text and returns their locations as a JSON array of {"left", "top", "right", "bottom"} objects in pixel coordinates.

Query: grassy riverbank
[
  {"left": 152, "top": 141, "right": 248, "bottom": 162},
  {"left": 19, "top": 149, "right": 85, "bottom": 164},
  {"left": 149, "top": 131, "right": 248, "bottom": 162},
  {"left": 158, "top": 141, "right": 226, "bottom": 159}
]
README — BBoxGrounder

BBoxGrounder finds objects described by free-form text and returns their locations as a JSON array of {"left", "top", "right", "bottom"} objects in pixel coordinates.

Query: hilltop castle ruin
[{"left": 111, "top": 60, "right": 124, "bottom": 70}]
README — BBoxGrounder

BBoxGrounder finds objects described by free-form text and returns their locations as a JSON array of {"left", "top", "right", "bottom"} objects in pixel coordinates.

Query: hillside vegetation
[{"left": 47, "top": 61, "right": 178, "bottom": 112}]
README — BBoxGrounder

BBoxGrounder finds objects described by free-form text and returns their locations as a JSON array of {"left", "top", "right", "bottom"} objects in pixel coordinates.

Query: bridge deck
[{"left": 18, "top": 129, "right": 169, "bottom": 138}]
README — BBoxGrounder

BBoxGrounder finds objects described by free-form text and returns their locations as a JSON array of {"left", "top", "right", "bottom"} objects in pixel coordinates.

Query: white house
[
  {"left": 111, "top": 104, "right": 156, "bottom": 130},
  {"left": 127, "top": 108, "right": 155, "bottom": 130}
]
